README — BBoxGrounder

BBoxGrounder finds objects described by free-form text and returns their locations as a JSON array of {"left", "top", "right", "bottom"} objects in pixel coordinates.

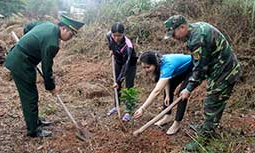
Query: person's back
[
  {"left": 160, "top": 54, "right": 192, "bottom": 79},
  {"left": 6, "top": 22, "right": 59, "bottom": 65},
  {"left": 15, "top": 22, "right": 59, "bottom": 64},
  {"left": 23, "top": 21, "right": 43, "bottom": 34},
  {"left": 5, "top": 22, "right": 60, "bottom": 90}
]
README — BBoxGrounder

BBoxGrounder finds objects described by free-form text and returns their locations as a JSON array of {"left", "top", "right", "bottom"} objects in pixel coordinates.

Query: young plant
[{"left": 120, "top": 87, "right": 140, "bottom": 114}]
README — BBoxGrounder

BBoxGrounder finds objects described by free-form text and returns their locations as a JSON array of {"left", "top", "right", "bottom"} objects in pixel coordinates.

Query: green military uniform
[
  {"left": 23, "top": 21, "right": 43, "bottom": 34},
  {"left": 164, "top": 15, "right": 241, "bottom": 150},
  {"left": 5, "top": 15, "right": 84, "bottom": 136},
  {"left": 186, "top": 21, "right": 241, "bottom": 133},
  {"left": 5, "top": 22, "right": 60, "bottom": 135}
]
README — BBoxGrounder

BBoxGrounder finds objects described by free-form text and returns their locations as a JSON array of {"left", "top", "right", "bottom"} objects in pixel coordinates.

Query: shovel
[
  {"left": 133, "top": 97, "right": 182, "bottom": 136},
  {"left": 111, "top": 56, "right": 121, "bottom": 119}
]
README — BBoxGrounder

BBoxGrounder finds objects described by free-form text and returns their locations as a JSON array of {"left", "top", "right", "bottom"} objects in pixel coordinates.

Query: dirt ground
[
  {"left": 0, "top": 6, "right": 255, "bottom": 153},
  {"left": 0, "top": 46, "right": 254, "bottom": 152}
]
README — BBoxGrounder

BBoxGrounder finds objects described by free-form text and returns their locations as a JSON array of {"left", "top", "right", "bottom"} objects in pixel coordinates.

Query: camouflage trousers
[{"left": 201, "top": 81, "right": 236, "bottom": 136}]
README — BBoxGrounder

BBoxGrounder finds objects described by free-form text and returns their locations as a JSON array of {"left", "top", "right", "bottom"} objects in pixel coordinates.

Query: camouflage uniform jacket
[{"left": 185, "top": 22, "right": 241, "bottom": 94}]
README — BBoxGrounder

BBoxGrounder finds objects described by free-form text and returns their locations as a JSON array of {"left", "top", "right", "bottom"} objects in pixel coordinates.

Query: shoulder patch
[
  {"left": 192, "top": 52, "right": 200, "bottom": 60},
  {"left": 192, "top": 47, "right": 202, "bottom": 61}
]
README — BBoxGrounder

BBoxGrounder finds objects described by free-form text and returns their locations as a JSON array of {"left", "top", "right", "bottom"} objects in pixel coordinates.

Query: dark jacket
[
  {"left": 106, "top": 31, "right": 137, "bottom": 83},
  {"left": 5, "top": 22, "right": 60, "bottom": 90}
]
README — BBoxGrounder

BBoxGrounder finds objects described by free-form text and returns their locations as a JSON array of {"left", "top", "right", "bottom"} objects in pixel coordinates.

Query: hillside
[{"left": 0, "top": 1, "right": 254, "bottom": 152}]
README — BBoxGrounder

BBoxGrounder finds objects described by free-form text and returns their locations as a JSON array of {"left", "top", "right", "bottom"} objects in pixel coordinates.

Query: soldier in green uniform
[
  {"left": 164, "top": 15, "right": 241, "bottom": 150},
  {"left": 4, "top": 15, "right": 84, "bottom": 137}
]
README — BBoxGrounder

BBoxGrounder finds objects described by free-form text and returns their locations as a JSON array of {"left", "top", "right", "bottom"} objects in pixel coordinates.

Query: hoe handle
[
  {"left": 133, "top": 97, "right": 182, "bottom": 136},
  {"left": 56, "top": 94, "right": 80, "bottom": 130},
  {"left": 11, "top": 31, "right": 19, "bottom": 42},
  {"left": 112, "top": 56, "right": 121, "bottom": 119}
]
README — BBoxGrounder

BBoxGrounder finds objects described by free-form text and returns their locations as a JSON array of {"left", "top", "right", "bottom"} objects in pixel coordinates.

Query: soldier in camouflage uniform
[{"left": 164, "top": 15, "right": 241, "bottom": 151}]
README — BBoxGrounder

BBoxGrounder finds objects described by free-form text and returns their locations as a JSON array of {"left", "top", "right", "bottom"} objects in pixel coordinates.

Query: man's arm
[
  {"left": 185, "top": 33, "right": 210, "bottom": 92},
  {"left": 41, "top": 45, "right": 59, "bottom": 91}
]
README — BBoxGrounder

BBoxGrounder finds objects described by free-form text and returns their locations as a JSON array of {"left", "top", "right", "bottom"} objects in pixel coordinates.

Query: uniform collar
[{"left": 185, "top": 24, "right": 193, "bottom": 42}]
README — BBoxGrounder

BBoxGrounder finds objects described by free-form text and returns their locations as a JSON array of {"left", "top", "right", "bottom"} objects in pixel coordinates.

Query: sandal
[
  {"left": 107, "top": 107, "right": 117, "bottom": 116},
  {"left": 122, "top": 113, "right": 131, "bottom": 122}
]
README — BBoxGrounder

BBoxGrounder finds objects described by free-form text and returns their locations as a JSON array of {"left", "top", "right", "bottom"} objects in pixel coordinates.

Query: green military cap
[
  {"left": 164, "top": 15, "right": 187, "bottom": 39},
  {"left": 60, "top": 15, "right": 84, "bottom": 34}
]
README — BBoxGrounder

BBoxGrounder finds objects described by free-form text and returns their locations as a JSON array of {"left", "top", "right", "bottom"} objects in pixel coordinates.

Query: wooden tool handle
[
  {"left": 56, "top": 94, "right": 80, "bottom": 129},
  {"left": 112, "top": 56, "right": 121, "bottom": 118},
  {"left": 133, "top": 97, "right": 182, "bottom": 136}
]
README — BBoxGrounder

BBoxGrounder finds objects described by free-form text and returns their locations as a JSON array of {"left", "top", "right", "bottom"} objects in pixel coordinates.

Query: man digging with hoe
[{"left": 5, "top": 15, "right": 84, "bottom": 138}]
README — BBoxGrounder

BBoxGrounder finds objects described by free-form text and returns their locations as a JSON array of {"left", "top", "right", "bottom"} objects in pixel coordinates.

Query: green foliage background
[
  {"left": 0, "top": 0, "right": 25, "bottom": 17},
  {"left": 1, "top": 0, "right": 255, "bottom": 28}
]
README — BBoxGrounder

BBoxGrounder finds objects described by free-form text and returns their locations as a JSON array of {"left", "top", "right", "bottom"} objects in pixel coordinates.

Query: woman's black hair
[
  {"left": 139, "top": 51, "right": 161, "bottom": 82},
  {"left": 111, "top": 22, "right": 124, "bottom": 34}
]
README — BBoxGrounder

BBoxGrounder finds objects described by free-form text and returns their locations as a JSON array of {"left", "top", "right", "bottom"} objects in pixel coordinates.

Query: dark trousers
[
  {"left": 163, "top": 64, "right": 193, "bottom": 121},
  {"left": 114, "top": 63, "right": 136, "bottom": 112},
  {"left": 11, "top": 72, "right": 39, "bottom": 135}
]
